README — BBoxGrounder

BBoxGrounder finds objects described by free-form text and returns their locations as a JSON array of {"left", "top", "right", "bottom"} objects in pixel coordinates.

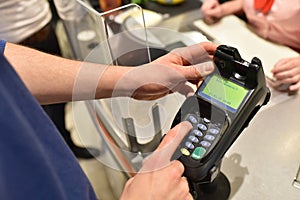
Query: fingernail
[
  {"left": 205, "top": 62, "right": 214, "bottom": 73},
  {"left": 194, "top": 62, "right": 215, "bottom": 76},
  {"left": 181, "top": 121, "right": 192, "bottom": 129}
]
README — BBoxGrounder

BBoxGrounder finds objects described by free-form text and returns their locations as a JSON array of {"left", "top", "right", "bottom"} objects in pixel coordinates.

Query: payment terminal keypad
[{"left": 179, "top": 113, "right": 225, "bottom": 161}]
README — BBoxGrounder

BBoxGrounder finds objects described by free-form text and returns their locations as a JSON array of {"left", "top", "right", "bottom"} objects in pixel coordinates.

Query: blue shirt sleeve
[
  {"left": 0, "top": 40, "right": 6, "bottom": 55},
  {"left": 0, "top": 53, "right": 97, "bottom": 200}
]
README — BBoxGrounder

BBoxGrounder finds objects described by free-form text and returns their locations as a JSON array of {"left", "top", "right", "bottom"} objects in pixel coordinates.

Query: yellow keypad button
[{"left": 180, "top": 148, "right": 190, "bottom": 156}]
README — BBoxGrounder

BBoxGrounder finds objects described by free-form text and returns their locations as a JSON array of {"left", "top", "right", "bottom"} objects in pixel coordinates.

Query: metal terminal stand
[{"left": 190, "top": 163, "right": 231, "bottom": 200}]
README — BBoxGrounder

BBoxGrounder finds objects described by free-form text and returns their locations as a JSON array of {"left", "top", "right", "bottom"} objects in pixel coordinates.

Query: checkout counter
[{"left": 59, "top": 0, "right": 300, "bottom": 199}]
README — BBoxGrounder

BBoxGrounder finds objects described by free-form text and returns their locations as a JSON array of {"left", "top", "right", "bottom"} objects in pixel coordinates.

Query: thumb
[
  {"left": 141, "top": 121, "right": 192, "bottom": 172},
  {"left": 157, "top": 121, "right": 192, "bottom": 152},
  {"left": 183, "top": 61, "right": 215, "bottom": 82}
]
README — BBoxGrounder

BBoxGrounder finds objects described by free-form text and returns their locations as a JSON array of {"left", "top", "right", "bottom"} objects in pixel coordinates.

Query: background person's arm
[
  {"left": 201, "top": 0, "right": 244, "bottom": 24},
  {"left": 271, "top": 56, "right": 300, "bottom": 91}
]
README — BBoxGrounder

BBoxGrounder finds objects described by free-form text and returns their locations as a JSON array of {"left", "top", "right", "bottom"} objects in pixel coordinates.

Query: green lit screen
[{"left": 198, "top": 75, "right": 249, "bottom": 111}]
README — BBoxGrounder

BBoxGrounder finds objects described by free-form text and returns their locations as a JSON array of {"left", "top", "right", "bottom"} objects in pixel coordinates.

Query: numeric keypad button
[
  {"left": 208, "top": 128, "right": 220, "bottom": 135},
  {"left": 204, "top": 134, "right": 215, "bottom": 141},
  {"left": 185, "top": 141, "right": 195, "bottom": 149},
  {"left": 188, "top": 115, "right": 198, "bottom": 124},
  {"left": 200, "top": 141, "right": 211, "bottom": 147},
  {"left": 192, "top": 129, "right": 203, "bottom": 137},
  {"left": 188, "top": 135, "right": 199, "bottom": 143},
  {"left": 197, "top": 123, "right": 207, "bottom": 131}
]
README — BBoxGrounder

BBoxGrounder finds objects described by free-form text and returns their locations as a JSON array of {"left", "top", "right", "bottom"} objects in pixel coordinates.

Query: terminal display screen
[{"left": 198, "top": 75, "right": 249, "bottom": 112}]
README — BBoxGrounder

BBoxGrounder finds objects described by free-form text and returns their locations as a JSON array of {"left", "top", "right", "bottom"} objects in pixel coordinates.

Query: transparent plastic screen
[
  {"left": 75, "top": 0, "right": 150, "bottom": 65},
  {"left": 71, "top": 0, "right": 210, "bottom": 176}
]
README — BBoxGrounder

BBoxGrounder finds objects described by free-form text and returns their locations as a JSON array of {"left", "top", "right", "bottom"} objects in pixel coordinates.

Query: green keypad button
[{"left": 191, "top": 147, "right": 206, "bottom": 160}]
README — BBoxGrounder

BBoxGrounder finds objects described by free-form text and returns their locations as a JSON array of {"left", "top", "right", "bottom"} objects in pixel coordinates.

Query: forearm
[
  {"left": 4, "top": 42, "right": 131, "bottom": 104},
  {"left": 3, "top": 42, "right": 216, "bottom": 104},
  {"left": 220, "top": 0, "right": 244, "bottom": 16}
]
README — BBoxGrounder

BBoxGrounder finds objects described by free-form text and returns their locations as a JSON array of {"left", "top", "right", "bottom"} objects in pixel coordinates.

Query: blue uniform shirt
[
  {"left": 0, "top": 48, "right": 97, "bottom": 199},
  {"left": 0, "top": 40, "right": 5, "bottom": 54}
]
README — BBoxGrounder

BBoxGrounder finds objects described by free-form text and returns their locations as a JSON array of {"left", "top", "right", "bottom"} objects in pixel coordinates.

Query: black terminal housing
[{"left": 170, "top": 45, "right": 271, "bottom": 182}]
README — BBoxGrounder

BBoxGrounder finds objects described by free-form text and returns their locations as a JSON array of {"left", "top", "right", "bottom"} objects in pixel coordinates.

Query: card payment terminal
[{"left": 170, "top": 45, "right": 271, "bottom": 199}]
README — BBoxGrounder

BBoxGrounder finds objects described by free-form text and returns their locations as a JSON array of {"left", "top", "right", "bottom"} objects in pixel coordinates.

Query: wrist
[
  {"left": 218, "top": 4, "right": 226, "bottom": 18},
  {"left": 96, "top": 65, "right": 133, "bottom": 98}
]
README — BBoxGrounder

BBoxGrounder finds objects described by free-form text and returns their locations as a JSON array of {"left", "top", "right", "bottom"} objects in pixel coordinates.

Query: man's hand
[
  {"left": 112, "top": 42, "right": 216, "bottom": 100},
  {"left": 120, "top": 121, "right": 193, "bottom": 200}
]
